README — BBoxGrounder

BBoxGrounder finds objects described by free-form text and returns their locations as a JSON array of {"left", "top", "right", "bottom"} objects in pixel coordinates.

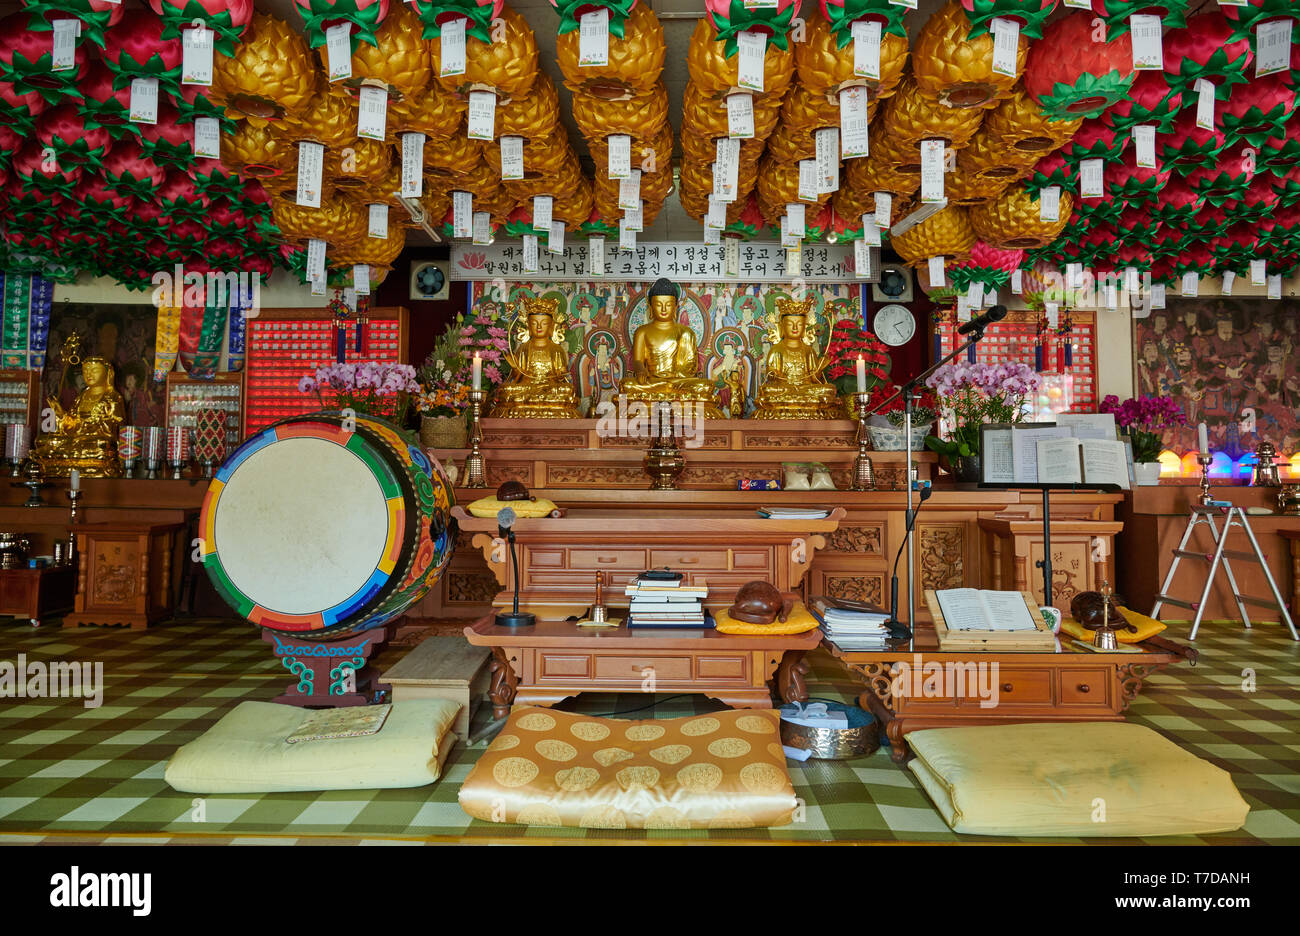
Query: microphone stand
[
  {"left": 495, "top": 524, "right": 535, "bottom": 628},
  {"left": 866, "top": 322, "right": 996, "bottom": 635}
]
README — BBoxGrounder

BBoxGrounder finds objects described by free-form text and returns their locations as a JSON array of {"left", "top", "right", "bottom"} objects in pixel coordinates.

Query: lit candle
[
  {"left": 472, "top": 352, "right": 482, "bottom": 391},
  {"left": 855, "top": 354, "right": 866, "bottom": 394},
  {"left": 1198, "top": 421, "right": 1209, "bottom": 457},
  {"left": 69, "top": 468, "right": 79, "bottom": 492}
]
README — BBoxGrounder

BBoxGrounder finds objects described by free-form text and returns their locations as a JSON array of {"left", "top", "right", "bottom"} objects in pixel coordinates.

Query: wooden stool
[{"left": 382, "top": 636, "right": 491, "bottom": 739}]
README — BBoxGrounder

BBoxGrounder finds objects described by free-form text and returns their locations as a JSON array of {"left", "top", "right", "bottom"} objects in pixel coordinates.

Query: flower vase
[
  {"left": 420, "top": 413, "right": 467, "bottom": 449},
  {"left": 956, "top": 455, "right": 982, "bottom": 483},
  {"left": 1133, "top": 462, "right": 1163, "bottom": 486}
]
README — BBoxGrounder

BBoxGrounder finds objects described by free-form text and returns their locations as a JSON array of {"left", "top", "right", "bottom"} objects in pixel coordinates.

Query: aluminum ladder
[{"left": 1150, "top": 505, "right": 1298, "bottom": 641}]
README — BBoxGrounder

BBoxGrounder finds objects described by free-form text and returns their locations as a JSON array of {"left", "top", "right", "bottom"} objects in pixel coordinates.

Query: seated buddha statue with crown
[
  {"left": 488, "top": 296, "right": 582, "bottom": 419},
  {"left": 31, "top": 356, "right": 126, "bottom": 477},
  {"left": 620, "top": 278, "right": 724, "bottom": 418},
  {"left": 750, "top": 295, "right": 845, "bottom": 420}
]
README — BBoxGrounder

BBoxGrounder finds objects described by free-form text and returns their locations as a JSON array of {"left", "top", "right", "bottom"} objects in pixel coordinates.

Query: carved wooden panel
[
  {"left": 825, "top": 573, "right": 885, "bottom": 607},
  {"left": 90, "top": 541, "right": 141, "bottom": 607},
  {"left": 1029, "top": 540, "right": 1094, "bottom": 607},
  {"left": 599, "top": 431, "right": 731, "bottom": 449},
  {"left": 482, "top": 430, "right": 587, "bottom": 448},
  {"left": 918, "top": 524, "right": 966, "bottom": 590},
  {"left": 743, "top": 433, "right": 854, "bottom": 449},
  {"left": 545, "top": 464, "right": 645, "bottom": 487},
  {"left": 445, "top": 571, "right": 500, "bottom": 605},
  {"left": 485, "top": 463, "right": 533, "bottom": 486},
  {"left": 826, "top": 524, "right": 883, "bottom": 555}
]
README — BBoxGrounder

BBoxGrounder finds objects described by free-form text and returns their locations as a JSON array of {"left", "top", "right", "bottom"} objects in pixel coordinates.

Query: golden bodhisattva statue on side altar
[
  {"left": 621, "top": 278, "right": 724, "bottom": 419},
  {"left": 31, "top": 357, "right": 126, "bottom": 477},
  {"left": 751, "top": 295, "right": 846, "bottom": 420},
  {"left": 488, "top": 296, "right": 582, "bottom": 419}
]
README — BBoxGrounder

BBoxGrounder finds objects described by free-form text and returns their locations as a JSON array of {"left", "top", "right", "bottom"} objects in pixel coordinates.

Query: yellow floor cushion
[
  {"left": 1060, "top": 605, "right": 1167, "bottom": 644},
  {"left": 165, "top": 699, "right": 460, "bottom": 793},
  {"left": 907, "top": 722, "right": 1249, "bottom": 837},
  {"left": 714, "top": 601, "right": 820, "bottom": 635},
  {"left": 466, "top": 496, "right": 557, "bottom": 518},
  {"left": 459, "top": 706, "right": 797, "bottom": 829}
]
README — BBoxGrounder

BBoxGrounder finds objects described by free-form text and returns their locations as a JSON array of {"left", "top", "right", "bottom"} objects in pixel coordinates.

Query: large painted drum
[{"left": 199, "top": 413, "right": 456, "bottom": 639}]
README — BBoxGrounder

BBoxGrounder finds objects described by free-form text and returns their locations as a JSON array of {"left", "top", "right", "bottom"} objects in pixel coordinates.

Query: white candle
[
  {"left": 855, "top": 354, "right": 866, "bottom": 394},
  {"left": 69, "top": 468, "right": 79, "bottom": 492},
  {"left": 472, "top": 352, "right": 482, "bottom": 391},
  {"left": 1197, "top": 421, "right": 1209, "bottom": 456}
]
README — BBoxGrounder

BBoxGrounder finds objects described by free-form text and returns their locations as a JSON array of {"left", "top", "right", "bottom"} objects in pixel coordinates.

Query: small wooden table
[
  {"left": 827, "top": 625, "right": 1193, "bottom": 763},
  {"left": 465, "top": 614, "right": 822, "bottom": 717},
  {"left": 383, "top": 636, "right": 492, "bottom": 739},
  {"left": 1280, "top": 530, "right": 1300, "bottom": 616},
  {"left": 0, "top": 566, "right": 75, "bottom": 627}
]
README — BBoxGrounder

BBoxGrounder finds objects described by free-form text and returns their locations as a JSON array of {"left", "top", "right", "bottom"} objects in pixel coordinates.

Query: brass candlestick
[
  {"left": 1093, "top": 579, "right": 1118, "bottom": 650},
  {"left": 643, "top": 404, "right": 685, "bottom": 490},
  {"left": 850, "top": 391, "right": 876, "bottom": 492},
  {"left": 67, "top": 485, "right": 82, "bottom": 567},
  {"left": 1252, "top": 441, "right": 1282, "bottom": 487},
  {"left": 464, "top": 389, "right": 487, "bottom": 489},
  {"left": 1197, "top": 452, "right": 1213, "bottom": 506}
]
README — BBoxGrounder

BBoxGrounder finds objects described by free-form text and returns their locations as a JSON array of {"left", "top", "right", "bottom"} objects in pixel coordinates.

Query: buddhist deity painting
[
  {"left": 469, "top": 281, "right": 861, "bottom": 419},
  {"left": 1135, "top": 301, "right": 1299, "bottom": 457}
]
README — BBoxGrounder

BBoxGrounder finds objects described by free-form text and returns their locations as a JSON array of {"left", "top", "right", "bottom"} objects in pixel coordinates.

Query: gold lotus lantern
[
  {"left": 680, "top": 131, "right": 764, "bottom": 167},
  {"left": 553, "top": 181, "right": 595, "bottom": 230},
  {"left": 756, "top": 157, "right": 830, "bottom": 210},
  {"left": 273, "top": 90, "right": 359, "bottom": 148},
  {"left": 336, "top": 224, "right": 407, "bottom": 270},
  {"left": 503, "top": 155, "right": 585, "bottom": 203},
  {"left": 357, "top": 163, "right": 405, "bottom": 208},
  {"left": 571, "top": 82, "right": 668, "bottom": 140},
  {"left": 593, "top": 165, "right": 673, "bottom": 207},
  {"left": 832, "top": 185, "right": 877, "bottom": 221},
  {"left": 943, "top": 165, "right": 1012, "bottom": 206},
  {"left": 388, "top": 84, "right": 468, "bottom": 137},
  {"left": 890, "top": 204, "right": 976, "bottom": 265},
  {"left": 956, "top": 131, "right": 1040, "bottom": 185},
  {"left": 430, "top": 5, "right": 538, "bottom": 98},
  {"left": 686, "top": 17, "right": 793, "bottom": 99},
  {"left": 486, "top": 128, "right": 577, "bottom": 179},
  {"left": 588, "top": 123, "right": 675, "bottom": 177},
  {"left": 912, "top": 1, "right": 1026, "bottom": 109},
  {"left": 211, "top": 14, "right": 318, "bottom": 127},
  {"left": 843, "top": 151, "right": 921, "bottom": 199},
  {"left": 220, "top": 119, "right": 297, "bottom": 179},
  {"left": 967, "top": 183, "right": 1071, "bottom": 249},
  {"left": 555, "top": 1, "right": 665, "bottom": 100},
  {"left": 327, "top": 138, "right": 392, "bottom": 190},
  {"left": 794, "top": 13, "right": 909, "bottom": 100},
  {"left": 781, "top": 81, "right": 843, "bottom": 131},
  {"left": 498, "top": 72, "right": 560, "bottom": 140},
  {"left": 681, "top": 81, "right": 782, "bottom": 140},
  {"left": 272, "top": 193, "right": 368, "bottom": 247},
  {"left": 420, "top": 134, "right": 486, "bottom": 174},
  {"left": 882, "top": 79, "right": 986, "bottom": 147},
  {"left": 320, "top": 1, "right": 432, "bottom": 101},
  {"left": 982, "top": 90, "right": 1082, "bottom": 157}
]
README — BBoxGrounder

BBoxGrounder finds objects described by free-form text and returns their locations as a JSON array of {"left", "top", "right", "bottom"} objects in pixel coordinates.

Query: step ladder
[{"left": 1151, "top": 505, "right": 1298, "bottom": 641}]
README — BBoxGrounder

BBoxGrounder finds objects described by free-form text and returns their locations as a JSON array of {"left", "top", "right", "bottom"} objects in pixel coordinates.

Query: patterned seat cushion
[{"left": 458, "top": 707, "right": 796, "bottom": 829}]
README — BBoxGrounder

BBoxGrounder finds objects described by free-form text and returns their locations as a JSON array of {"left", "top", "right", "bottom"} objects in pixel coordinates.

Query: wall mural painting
[
  {"left": 1135, "top": 300, "right": 1299, "bottom": 458},
  {"left": 43, "top": 303, "right": 165, "bottom": 427},
  {"left": 470, "top": 281, "right": 865, "bottom": 418}
]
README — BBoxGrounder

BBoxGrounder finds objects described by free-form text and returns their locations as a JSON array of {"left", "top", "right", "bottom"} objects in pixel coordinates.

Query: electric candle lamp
[
  {"left": 1198, "top": 421, "right": 1209, "bottom": 456},
  {"left": 472, "top": 352, "right": 482, "bottom": 391},
  {"left": 855, "top": 355, "right": 866, "bottom": 394}
]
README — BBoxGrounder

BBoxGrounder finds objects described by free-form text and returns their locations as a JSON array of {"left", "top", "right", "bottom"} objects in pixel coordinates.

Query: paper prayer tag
[
  {"left": 606, "top": 133, "right": 631, "bottom": 179},
  {"left": 727, "top": 93, "right": 755, "bottom": 139},
  {"left": 357, "top": 85, "right": 388, "bottom": 141},
  {"left": 368, "top": 204, "right": 388, "bottom": 239},
  {"left": 467, "top": 90, "right": 496, "bottom": 141},
  {"left": 736, "top": 31, "right": 767, "bottom": 92},
  {"left": 1133, "top": 125, "right": 1156, "bottom": 168},
  {"left": 1129, "top": 14, "right": 1164, "bottom": 71},
  {"left": 193, "top": 117, "right": 220, "bottom": 159},
  {"left": 852, "top": 20, "right": 881, "bottom": 79},
  {"left": 990, "top": 18, "right": 1019, "bottom": 78},
  {"left": 400, "top": 132, "right": 424, "bottom": 197},
  {"left": 786, "top": 203, "right": 805, "bottom": 238},
  {"left": 439, "top": 17, "right": 466, "bottom": 77},
  {"left": 928, "top": 255, "right": 945, "bottom": 288},
  {"left": 129, "top": 77, "right": 158, "bottom": 124},
  {"left": 52, "top": 19, "right": 79, "bottom": 72},
  {"left": 325, "top": 23, "right": 353, "bottom": 82},
  {"left": 579, "top": 8, "right": 610, "bottom": 67}
]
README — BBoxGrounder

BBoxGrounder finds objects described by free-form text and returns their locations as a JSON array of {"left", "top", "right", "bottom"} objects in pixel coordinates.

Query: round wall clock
[{"left": 874, "top": 304, "right": 916, "bottom": 347}]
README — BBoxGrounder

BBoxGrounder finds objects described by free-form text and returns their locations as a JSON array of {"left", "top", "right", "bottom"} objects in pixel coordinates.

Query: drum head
[{"left": 208, "top": 434, "right": 394, "bottom": 623}]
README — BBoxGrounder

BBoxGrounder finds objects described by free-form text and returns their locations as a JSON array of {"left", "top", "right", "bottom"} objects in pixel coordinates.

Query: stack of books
[
  {"left": 625, "top": 576, "right": 709, "bottom": 628},
  {"left": 757, "top": 506, "right": 832, "bottom": 520},
  {"left": 809, "top": 596, "right": 891, "bottom": 649}
]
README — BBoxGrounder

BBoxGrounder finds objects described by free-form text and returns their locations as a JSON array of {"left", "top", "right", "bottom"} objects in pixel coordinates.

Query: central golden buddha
[
  {"left": 489, "top": 296, "right": 582, "bottom": 419},
  {"left": 621, "top": 278, "right": 724, "bottom": 418},
  {"left": 31, "top": 356, "right": 126, "bottom": 477},
  {"left": 751, "top": 295, "right": 845, "bottom": 420}
]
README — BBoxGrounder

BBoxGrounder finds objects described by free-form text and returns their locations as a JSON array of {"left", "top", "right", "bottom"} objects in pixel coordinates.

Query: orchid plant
[
  {"left": 298, "top": 361, "right": 422, "bottom": 425},
  {"left": 923, "top": 361, "right": 1042, "bottom": 459},
  {"left": 1098, "top": 394, "right": 1187, "bottom": 463}
]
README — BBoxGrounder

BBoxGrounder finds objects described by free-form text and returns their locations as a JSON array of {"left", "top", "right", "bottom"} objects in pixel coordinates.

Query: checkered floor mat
[{"left": 0, "top": 619, "right": 1295, "bottom": 844}]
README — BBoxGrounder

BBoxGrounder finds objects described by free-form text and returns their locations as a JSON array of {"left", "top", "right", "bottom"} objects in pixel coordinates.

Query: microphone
[
  {"left": 956, "top": 304, "right": 1008, "bottom": 335},
  {"left": 496, "top": 506, "right": 517, "bottom": 539}
]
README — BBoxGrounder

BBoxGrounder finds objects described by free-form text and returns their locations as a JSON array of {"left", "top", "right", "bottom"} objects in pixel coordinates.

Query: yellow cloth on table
[
  {"left": 714, "top": 601, "right": 821, "bottom": 635},
  {"left": 907, "top": 722, "right": 1249, "bottom": 837},
  {"left": 1059, "top": 605, "right": 1166, "bottom": 644},
  {"left": 458, "top": 707, "right": 797, "bottom": 829},
  {"left": 466, "top": 496, "right": 557, "bottom": 518}
]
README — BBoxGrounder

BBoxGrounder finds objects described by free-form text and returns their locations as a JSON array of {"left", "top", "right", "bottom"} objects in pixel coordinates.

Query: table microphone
[
  {"left": 956, "top": 304, "right": 1008, "bottom": 335},
  {"left": 494, "top": 506, "right": 534, "bottom": 628}
]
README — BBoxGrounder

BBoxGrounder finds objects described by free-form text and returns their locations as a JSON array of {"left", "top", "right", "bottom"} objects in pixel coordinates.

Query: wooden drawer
[
  {"left": 569, "top": 548, "right": 647, "bottom": 569},
  {"left": 593, "top": 654, "right": 693, "bottom": 681},
  {"left": 694, "top": 654, "right": 749, "bottom": 681},
  {"left": 648, "top": 549, "right": 729, "bottom": 570},
  {"left": 731, "top": 549, "right": 771, "bottom": 570},
  {"left": 525, "top": 570, "right": 639, "bottom": 589},
  {"left": 538, "top": 653, "right": 592, "bottom": 679},
  {"left": 1058, "top": 668, "right": 1112, "bottom": 705},
  {"left": 526, "top": 548, "right": 566, "bottom": 568},
  {"left": 991, "top": 667, "right": 1055, "bottom": 705},
  {"left": 690, "top": 572, "right": 768, "bottom": 591}
]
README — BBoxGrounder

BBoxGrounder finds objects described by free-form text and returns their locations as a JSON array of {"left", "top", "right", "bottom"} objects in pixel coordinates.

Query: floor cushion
[
  {"left": 714, "top": 601, "right": 820, "bottom": 635},
  {"left": 165, "top": 699, "right": 460, "bottom": 793},
  {"left": 459, "top": 706, "right": 796, "bottom": 829},
  {"left": 1060, "top": 606, "right": 1166, "bottom": 644},
  {"left": 908, "top": 722, "right": 1250, "bottom": 837}
]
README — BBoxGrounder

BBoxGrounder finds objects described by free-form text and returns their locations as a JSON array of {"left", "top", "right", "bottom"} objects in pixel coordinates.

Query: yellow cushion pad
[
  {"left": 907, "top": 722, "right": 1249, "bottom": 837},
  {"left": 714, "top": 601, "right": 821, "bottom": 635},
  {"left": 1060, "top": 605, "right": 1166, "bottom": 644},
  {"left": 467, "top": 496, "right": 557, "bottom": 518},
  {"left": 165, "top": 699, "right": 460, "bottom": 793},
  {"left": 458, "top": 706, "right": 796, "bottom": 829}
]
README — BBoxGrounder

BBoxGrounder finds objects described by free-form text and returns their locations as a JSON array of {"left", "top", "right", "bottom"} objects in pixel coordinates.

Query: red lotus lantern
[
  {"left": 35, "top": 102, "right": 113, "bottom": 168},
  {"left": 0, "top": 12, "right": 89, "bottom": 107},
  {"left": 76, "top": 62, "right": 138, "bottom": 139},
  {"left": 1103, "top": 70, "right": 1180, "bottom": 134},
  {"left": 1060, "top": 118, "right": 1129, "bottom": 166},
  {"left": 949, "top": 240, "right": 1025, "bottom": 295},
  {"left": 960, "top": 0, "right": 1057, "bottom": 39},
  {"left": 1023, "top": 11, "right": 1135, "bottom": 120},
  {"left": 1090, "top": 1, "right": 1188, "bottom": 36},
  {"left": 101, "top": 139, "right": 167, "bottom": 198},
  {"left": 137, "top": 103, "right": 196, "bottom": 170},
  {"left": 1220, "top": 75, "right": 1297, "bottom": 150},
  {"left": 71, "top": 174, "right": 136, "bottom": 222},
  {"left": 1183, "top": 145, "right": 1257, "bottom": 205},
  {"left": 1162, "top": 12, "right": 1253, "bottom": 97},
  {"left": 1116, "top": 205, "right": 1162, "bottom": 242},
  {"left": 0, "top": 124, "right": 23, "bottom": 168},
  {"left": 294, "top": 0, "right": 390, "bottom": 50},
  {"left": 189, "top": 157, "right": 245, "bottom": 202},
  {"left": 412, "top": 0, "right": 502, "bottom": 43},
  {"left": 1259, "top": 122, "right": 1300, "bottom": 177},
  {"left": 10, "top": 143, "right": 82, "bottom": 196},
  {"left": 1169, "top": 244, "right": 1215, "bottom": 277},
  {"left": 1271, "top": 164, "right": 1300, "bottom": 209},
  {"left": 1220, "top": 0, "right": 1299, "bottom": 42},
  {"left": 19, "top": 0, "right": 124, "bottom": 49},
  {"left": 1024, "top": 150, "right": 1078, "bottom": 195},
  {"left": 1106, "top": 146, "right": 1170, "bottom": 206},
  {"left": 1182, "top": 202, "right": 1229, "bottom": 237},
  {"left": 1230, "top": 176, "right": 1279, "bottom": 222},
  {"left": 147, "top": 0, "right": 253, "bottom": 56},
  {"left": 1160, "top": 108, "right": 1226, "bottom": 172},
  {"left": 157, "top": 171, "right": 213, "bottom": 221},
  {"left": 101, "top": 8, "right": 184, "bottom": 94},
  {"left": 169, "top": 80, "right": 235, "bottom": 133}
]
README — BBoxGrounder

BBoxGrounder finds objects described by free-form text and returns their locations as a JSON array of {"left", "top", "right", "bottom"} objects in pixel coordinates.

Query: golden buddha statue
[
  {"left": 31, "top": 356, "right": 126, "bottom": 477},
  {"left": 488, "top": 296, "right": 582, "bottom": 419},
  {"left": 750, "top": 296, "right": 845, "bottom": 420},
  {"left": 621, "top": 278, "right": 724, "bottom": 418}
]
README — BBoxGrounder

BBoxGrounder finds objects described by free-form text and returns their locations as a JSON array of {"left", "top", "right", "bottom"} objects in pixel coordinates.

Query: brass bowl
[{"left": 780, "top": 701, "right": 878, "bottom": 760}]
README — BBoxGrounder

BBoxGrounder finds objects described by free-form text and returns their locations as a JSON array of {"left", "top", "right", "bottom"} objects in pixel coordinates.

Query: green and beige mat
[{"left": 0, "top": 621, "right": 1296, "bottom": 844}]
